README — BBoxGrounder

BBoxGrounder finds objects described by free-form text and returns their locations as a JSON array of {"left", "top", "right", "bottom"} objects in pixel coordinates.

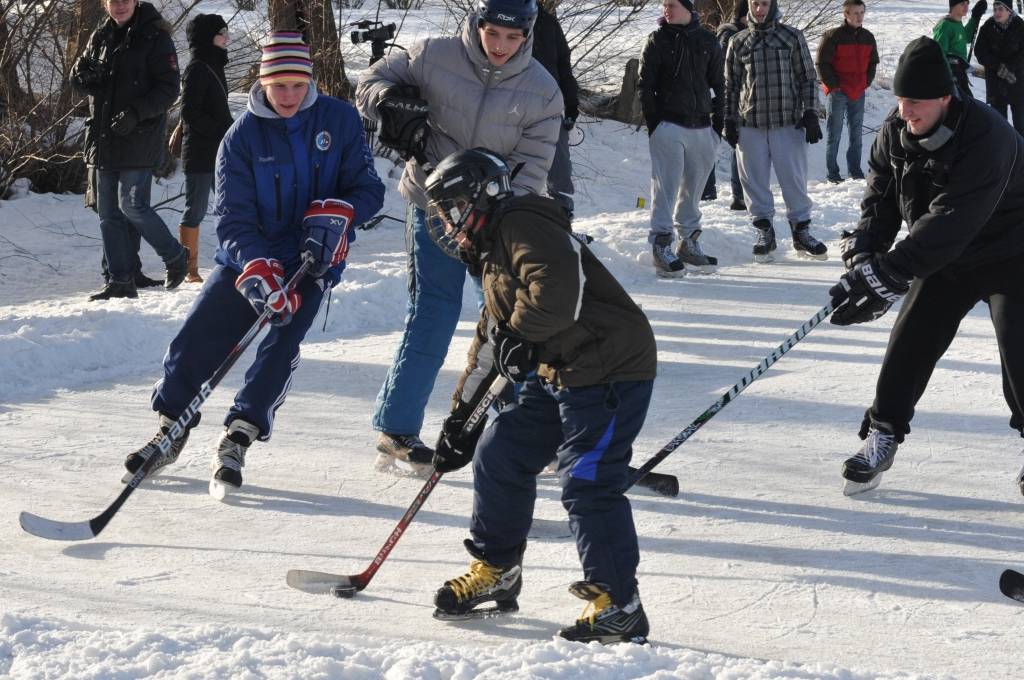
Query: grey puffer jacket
[{"left": 355, "top": 15, "right": 563, "bottom": 208}]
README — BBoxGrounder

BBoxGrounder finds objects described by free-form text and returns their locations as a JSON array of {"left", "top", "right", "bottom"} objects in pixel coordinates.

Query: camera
[{"left": 350, "top": 21, "right": 396, "bottom": 46}]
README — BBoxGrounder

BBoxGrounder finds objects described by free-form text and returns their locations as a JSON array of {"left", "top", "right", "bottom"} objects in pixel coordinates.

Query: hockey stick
[
  {"left": 287, "top": 374, "right": 510, "bottom": 598},
  {"left": 19, "top": 257, "right": 315, "bottom": 541},
  {"left": 627, "top": 302, "right": 834, "bottom": 490}
]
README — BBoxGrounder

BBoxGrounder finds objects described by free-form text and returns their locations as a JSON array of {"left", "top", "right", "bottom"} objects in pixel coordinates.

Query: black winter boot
[
  {"left": 89, "top": 279, "right": 138, "bottom": 301},
  {"left": 164, "top": 247, "right": 189, "bottom": 290}
]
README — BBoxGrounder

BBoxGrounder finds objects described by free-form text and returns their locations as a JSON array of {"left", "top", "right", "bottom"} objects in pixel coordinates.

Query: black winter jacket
[
  {"left": 638, "top": 21, "right": 725, "bottom": 133},
  {"left": 181, "top": 44, "right": 232, "bottom": 173},
  {"left": 858, "top": 97, "right": 1024, "bottom": 280},
  {"left": 71, "top": 2, "right": 179, "bottom": 171},
  {"left": 975, "top": 15, "right": 1024, "bottom": 103},
  {"left": 531, "top": 8, "right": 579, "bottom": 121}
]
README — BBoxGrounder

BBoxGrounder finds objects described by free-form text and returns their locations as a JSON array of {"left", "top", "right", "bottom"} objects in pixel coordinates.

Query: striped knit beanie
[{"left": 259, "top": 31, "right": 313, "bottom": 86}]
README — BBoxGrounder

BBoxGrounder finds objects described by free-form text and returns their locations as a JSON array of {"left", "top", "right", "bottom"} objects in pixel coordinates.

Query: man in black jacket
[
  {"left": 707, "top": 0, "right": 749, "bottom": 211},
  {"left": 638, "top": 0, "right": 724, "bottom": 276},
  {"left": 532, "top": 3, "right": 579, "bottom": 217},
  {"left": 71, "top": 0, "right": 187, "bottom": 300},
  {"left": 975, "top": 0, "right": 1024, "bottom": 135},
  {"left": 829, "top": 37, "right": 1024, "bottom": 496}
]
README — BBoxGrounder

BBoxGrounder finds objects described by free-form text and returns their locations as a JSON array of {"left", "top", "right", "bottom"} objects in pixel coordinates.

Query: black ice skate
[
  {"left": 676, "top": 230, "right": 718, "bottom": 274},
  {"left": 790, "top": 220, "right": 828, "bottom": 261},
  {"left": 374, "top": 432, "right": 434, "bottom": 478},
  {"left": 558, "top": 581, "right": 649, "bottom": 644},
  {"left": 209, "top": 419, "right": 259, "bottom": 500},
  {"left": 752, "top": 219, "right": 777, "bottom": 263},
  {"left": 433, "top": 540, "right": 522, "bottom": 620},
  {"left": 842, "top": 424, "right": 899, "bottom": 495},
  {"left": 651, "top": 234, "right": 686, "bottom": 278},
  {"left": 122, "top": 412, "right": 200, "bottom": 483}
]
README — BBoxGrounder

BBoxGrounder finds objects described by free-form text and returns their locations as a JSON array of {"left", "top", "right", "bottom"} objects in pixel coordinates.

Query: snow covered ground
[{"left": 3, "top": 1, "right": 1023, "bottom": 678}]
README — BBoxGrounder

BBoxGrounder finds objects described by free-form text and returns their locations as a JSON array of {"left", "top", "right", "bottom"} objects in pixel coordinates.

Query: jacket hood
[
  {"left": 461, "top": 12, "right": 536, "bottom": 80},
  {"left": 247, "top": 81, "right": 319, "bottom": 119},
  {"left": 187, "top": 13, "right": 227, "bottom": 48},
  {"left": 102, "top": 1, "right": 167, "bottom": 35}
]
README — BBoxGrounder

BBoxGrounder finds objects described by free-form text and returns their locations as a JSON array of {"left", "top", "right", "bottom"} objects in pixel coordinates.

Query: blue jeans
[
  {"left": 372, "top": 205, "right": 481, "bottom": 435},
  {"left": 181, "top": 172, "right": 214, "bottom": 227},
  {"left": 470, "top": 378, "right": 653, "bottom": 606},
  {"left": 96, "top": 169, "right": 184, "bottom": 282},
  {"left": 825, "top": 91, "right": 865, "bottom": 180}
]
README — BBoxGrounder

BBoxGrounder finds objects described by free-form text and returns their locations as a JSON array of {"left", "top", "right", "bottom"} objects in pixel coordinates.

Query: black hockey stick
[
  {"left": 999, "top": 569, "right": 1024, "bottom": 603},
  {"left": 628, "top": 466, "right": 679, "bottom": 497},
  {"left": 19, "top": 257, "right": 315, "bottom": 541},
  {"left": 287, "top": 375, "right": 509, "bottom": 598},
  {"left": 627, "top": 302, "right": 833, "bottom": 490}
]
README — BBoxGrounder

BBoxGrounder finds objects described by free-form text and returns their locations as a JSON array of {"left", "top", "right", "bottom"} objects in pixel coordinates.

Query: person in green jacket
[{"left": 934, "top": 0, "right": 988, "bottom": 95}]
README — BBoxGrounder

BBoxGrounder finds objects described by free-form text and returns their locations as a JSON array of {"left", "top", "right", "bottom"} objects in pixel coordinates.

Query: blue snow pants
[
  {"left": 470, "top": 377, "right": 654, "bottom": 606},
  {"left": 151, "top": 264, "right": 325, "bottom": 440},
  {"left": 372, "top": 205, "right": 480, "bottom": 435}
]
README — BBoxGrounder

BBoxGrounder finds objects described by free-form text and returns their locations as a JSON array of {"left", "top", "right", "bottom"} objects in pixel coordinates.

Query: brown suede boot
[{"left": 178, "top": 225, "right": 202, "bottom": 283}]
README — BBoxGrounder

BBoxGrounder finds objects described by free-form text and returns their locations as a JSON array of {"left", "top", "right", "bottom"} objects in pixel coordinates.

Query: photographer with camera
[
  {"left": 71, "top": 0, "right": 188, "bottom": 301},
  {"left": 355, "top": 0, "right": 563, "bottom": 475}
]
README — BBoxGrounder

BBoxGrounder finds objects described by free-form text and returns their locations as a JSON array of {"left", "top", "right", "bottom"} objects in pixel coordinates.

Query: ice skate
[
  {"left": 433, "top": 540, "right": 522, "bottom": 620},
  {"left": 374, "top": 432, "right": 434, "bottom": 478},
  {"left": 209, "top": 419, "right": 259, "bottom": 500},
  {"left": 651, "top": 234, "right": 686, "bottom": 278},
  {"left": 842, "top": 425, "right": 899, "bottom": 496},
  {"left": 790, "top": 220, "right": 828, "bottom": 261},
  {"left": 558, "top": 581, "right": 649, "bottom": 644},
  {"left": 675, "top": 230, "right": 718, "bottom": 274},
  {"left": 122, "top": 412, "right": 200, "bottom": 483},
  {"left": 751, "top": 219, "right": 777, "bottom": 263}
]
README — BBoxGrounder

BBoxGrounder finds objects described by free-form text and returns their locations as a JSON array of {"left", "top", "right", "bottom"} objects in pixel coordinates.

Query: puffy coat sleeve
[
  {"left": 181, "top": 64, "right": 223, "bottom": 139},
  {"left": 354, "top": 39, "right": 428, "bottom": 121},
  {"left": 505, "top": 222, "right": 583, "bottom": 342},
  {"left": 855, "top": 116, "right": 902, "bottom": 253},
  {"left": 215, "top": 118, "right": 271, "bottom": 269},
  {"left": 974, "top": 21, "right": 999, "bottom": 70},
  {"left": 637, "top": 33, "right": 661, "bottom": 131},
  {"left": 816, "top": 28, "right": 840, "bottom": 91},
  {"left": 129, "top": 28, "right": 179, "bottom": 121},
  {"left": 867, "top": 30, "right": 880, "bottom": 86}
]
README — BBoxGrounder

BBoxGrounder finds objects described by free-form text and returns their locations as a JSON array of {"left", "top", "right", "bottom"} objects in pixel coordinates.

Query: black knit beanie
[
  {"left": 733, "top": 0, "right": 749, "bottom": 21},
  {"left": 949, "top": 0, "right": 967, "bottom": 8},
  {"left": 680, "top": 0, "right": 696, "bottom": 12},
  {"left": 893, "top": 37, "right": 955, "bottom": 99}
]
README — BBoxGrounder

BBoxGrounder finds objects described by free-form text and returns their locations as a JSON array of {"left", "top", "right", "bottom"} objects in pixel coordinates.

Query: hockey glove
[
  {"left": 972, "top": 0, "right": 988, "bottom": 21},
  {"left": 795, "top": 110, "right": 822, "bottom": 144},
  {"left": 302, "top": 199, "right": 354, "bottom": 278},
  {"left": 432, "top": 409, "right": 488, "bottom": 473},
  {"left": 71, "top": 55, "right": 105, "bottom": 92},
  {"left": 376, "top": 85, "right": 430, "bottom": 162},
  {"left": 235, "top": 258, "right": 301, "bottom": 327},
  {"left": 110, "top": 109, "right": 138, "bottom": 136},
  {"left": 838, "top": 229, "right": 879, "bottom": 271},
  {"left": 724, "top": 119, "right": 740, "bottom": 148},
  {"left": 490, "top": 322, "right": 538, "bottom": 382},
  {"left": 563, "top": 116, "right": 576, "bottom": 131},
  {"left": 829, "top": 256, "right": 909, "bottom": 326}
]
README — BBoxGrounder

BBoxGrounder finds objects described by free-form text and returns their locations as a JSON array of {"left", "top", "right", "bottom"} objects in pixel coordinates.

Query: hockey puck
[{"left": 331, "top": 585, "right": 358, "bottom": 598}]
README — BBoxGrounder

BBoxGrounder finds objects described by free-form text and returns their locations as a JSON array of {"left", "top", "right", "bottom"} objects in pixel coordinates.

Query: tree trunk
[
  {"left": 0, "top": 18, "right": 29, "bottom": 116},
  {"left": 267, "top": 0, "right": 352, "bottom": 101},
  {"left": 59, "top": 0, "right": 106, "bottom": 115}
]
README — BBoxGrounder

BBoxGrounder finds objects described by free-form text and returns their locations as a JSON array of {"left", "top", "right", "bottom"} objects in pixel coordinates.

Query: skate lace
[
  {"left": 576, "top": 592, "right": 613, "bottom": 627},
  {"left": 216, "top": 440, "right": 246, "bottom": 471},
  {"left": 447, "top": 560, "right": 503, "bottom": 602},
  {"left": 653, "top": 243, "right": 678, "bottom": 266},
  {"left": 859, "top": 431, "right": 896, "bottom": 467}
]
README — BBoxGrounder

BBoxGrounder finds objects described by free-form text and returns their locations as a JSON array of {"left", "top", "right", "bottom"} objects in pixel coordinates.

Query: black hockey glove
[
  {"left": 110, "top": 109, "right": 138, "bottom": 136},
  {"left": 490, "top": 321, "right": 537, "bottom": 383},
  {"left": 795, "top": 110, "right": 822, "bottom": 144},
  {"left": 838, "top": 229, "right": 878, "bottom": 271},
  {"left": 432, "top": 409, "right": 488, "bottom": 473},
  {"left": 972, "top": 0, "right": 988, "bottom": 21},
  {"left": 829, "top": 256, "right": 910, "bottom": 326},
  {"left": 71, "top": 55, "right": 105, "bottom": 92},
  {"left": 562, "top": 116, "right": 576, "bottom": 131},
  {"left": 723, "top": 119, "right": 739, "bottom": 148},
  {"left": 376, "top": 85, "right": 430, "bottom": 162}
]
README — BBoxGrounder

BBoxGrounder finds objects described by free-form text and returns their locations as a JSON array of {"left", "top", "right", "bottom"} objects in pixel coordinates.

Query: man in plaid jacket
[{"left": 724, "top": 0, "right": 828, "bottom": 263}]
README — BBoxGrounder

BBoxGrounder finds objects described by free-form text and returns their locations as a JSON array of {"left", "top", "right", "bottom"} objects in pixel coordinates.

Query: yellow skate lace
[
  {"left": 447, "top": 560, "right": 503, "bottom": 602},
  {"left": 577, "top": 592, "right": 613, "bottom": 627}
]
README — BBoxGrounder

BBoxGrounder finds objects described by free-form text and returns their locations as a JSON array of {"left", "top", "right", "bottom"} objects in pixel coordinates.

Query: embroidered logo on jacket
[{"left": 316, "top": 131, "right": 331, "bottom": 151}]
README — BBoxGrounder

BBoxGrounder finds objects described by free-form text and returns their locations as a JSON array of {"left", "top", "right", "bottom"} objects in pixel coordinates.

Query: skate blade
[
  {"left": 433, "top": 603, "right": 519, "bottom": 621},
  {"left": 565, "top": 633, "right": 649, "bottom": 645},
  {"left": 795, "top": 250, "right": 828, "bottom": 262},
  {"left": 753, "top": 253, "right": 775, "bottom": 264},
  {"left": 209, "top": 477, "right": 237, "bottom": 501},
  {"left": 655, "top": 269, "right": 686, "bottom": 279},
  {"left": 843, "top": 474, "right": 883, "bottom": 496},
  {"left": 374, "top": 449, "right": 433, "bottom": 478},
  {"left": 684, "top": 264, "right": 717, "bottom": 275}
]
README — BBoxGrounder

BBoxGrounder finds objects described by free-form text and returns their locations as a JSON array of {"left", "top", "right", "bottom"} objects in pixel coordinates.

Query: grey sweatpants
[
  {"left": 736, "top": 125, "right": 812, "bottom": 224},
  {"left": 648, "top": 122, "right": 718, "bottom": 242}
]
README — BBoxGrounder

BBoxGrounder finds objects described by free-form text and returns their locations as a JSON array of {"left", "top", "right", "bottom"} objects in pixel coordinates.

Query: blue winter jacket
[{"left": 214, "top": 83, "right": 385, "bottom": 287}]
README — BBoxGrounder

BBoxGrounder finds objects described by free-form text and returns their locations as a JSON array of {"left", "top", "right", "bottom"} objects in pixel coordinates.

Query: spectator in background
[
  {"left": 712, "top": 0, "right": 749, "bottom": 211},
  {"left": 532, "top": 1, "right": 579, "bottom": 218},
  {"left": 975, "top": 0, "right": 1024, "bottom": 135},
  {"left": 70, "top": 0, "right": 188, "bottom": 301},
  {"left": 816, "top": 0, "right": 879, "bottom": 184},
  {"left": 724, "top": 0, "right": 827, "bottom": 263},
  {"left": 177, "top": 14, "right": 234, "bottom": 284},
  {"left": 934, "top": 0, "right": 988, "bottom": 97},
  {"left": 638, "top": 0, "right": 724, "bottom": 277}
]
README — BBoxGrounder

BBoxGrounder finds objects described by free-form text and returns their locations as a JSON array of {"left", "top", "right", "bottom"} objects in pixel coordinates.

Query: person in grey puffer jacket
[
  {"left": 355, "top": 0, "right": 563, "bottom": 476},
  {"left": 725, "top": 0, "right": 828, "bottom": 263}
]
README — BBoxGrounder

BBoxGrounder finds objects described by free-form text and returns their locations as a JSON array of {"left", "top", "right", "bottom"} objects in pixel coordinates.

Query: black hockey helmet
[
  {"left": 477, "top": 0, "right": 538, "bottom": 36},
  {"left": 424, "top": 148, "right": 513, "bottom": 261}
]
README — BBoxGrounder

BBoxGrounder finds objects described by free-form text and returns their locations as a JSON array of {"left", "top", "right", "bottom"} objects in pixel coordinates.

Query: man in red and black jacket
[{"left": 816, "top": 0, "right": 879, "bottom": 184}]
